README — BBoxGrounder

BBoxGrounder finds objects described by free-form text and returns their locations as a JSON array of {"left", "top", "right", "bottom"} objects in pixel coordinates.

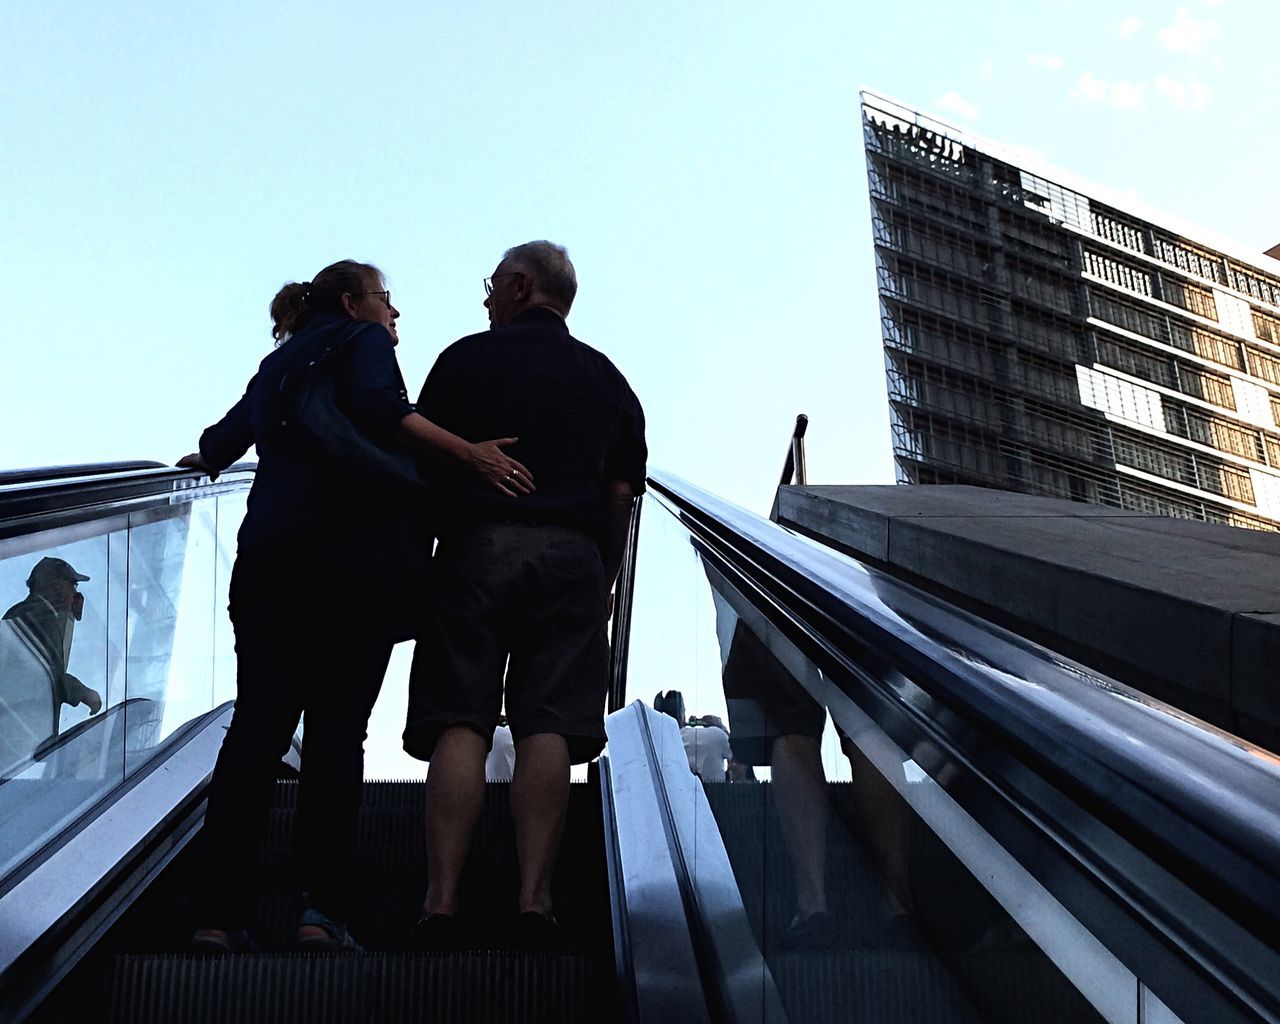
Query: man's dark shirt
[{"left": 416, "top": 308, "right": 647, "bottom": 549}]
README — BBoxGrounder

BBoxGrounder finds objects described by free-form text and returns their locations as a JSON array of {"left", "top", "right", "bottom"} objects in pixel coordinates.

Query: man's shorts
[
  {"left": 403, "top": 522, "right": 609, "bottom": 765},
  {"left": 722, "top": 619, "right": 827, "bottom": 767}
]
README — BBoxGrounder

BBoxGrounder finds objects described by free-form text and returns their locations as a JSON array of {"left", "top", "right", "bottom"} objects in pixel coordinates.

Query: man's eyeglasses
[
  {"left": 483, "top": 272, "right": 523, "bottom": 297},
  {"left": 367, "top": 290, "right": 392, "bottom": 308}
]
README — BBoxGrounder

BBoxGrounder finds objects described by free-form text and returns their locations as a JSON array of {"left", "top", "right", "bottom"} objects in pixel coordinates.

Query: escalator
[{"left": 1, "top": 462, "right": 1278, "bottom": 1023}]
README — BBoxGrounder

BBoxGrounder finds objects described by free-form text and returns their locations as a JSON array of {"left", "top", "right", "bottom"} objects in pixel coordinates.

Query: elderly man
[{"left": 404, "top": 241, "right": 646, "bottom": 945}]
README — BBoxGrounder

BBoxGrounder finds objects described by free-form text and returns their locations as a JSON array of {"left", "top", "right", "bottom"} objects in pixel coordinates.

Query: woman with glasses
[{"left": 178, "top": 259, "right": 534, "bottom": 953}]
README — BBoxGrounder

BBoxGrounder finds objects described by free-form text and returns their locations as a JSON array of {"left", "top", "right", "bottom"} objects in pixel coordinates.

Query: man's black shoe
[
  {"left": 406, "top": 913, "right": 461, "bottom": 952},
  {"left": 515, "top": 911, "right": 564, "bottom": 951},
  {"left": 780, "top": 911, "right": 836, "bottom": 950}
]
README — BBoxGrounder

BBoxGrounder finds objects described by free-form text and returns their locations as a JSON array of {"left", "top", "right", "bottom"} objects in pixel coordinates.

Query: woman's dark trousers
[{"left": 194, "top": 550, "right": 393, "bottom": 931}]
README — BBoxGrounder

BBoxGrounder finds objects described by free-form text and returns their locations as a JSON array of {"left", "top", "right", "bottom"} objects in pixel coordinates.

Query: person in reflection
[
  {"left": 403, "top": 241, "right": 646, "bottom": 948},
  {"left": 3, "top": 557, "right": 103, "bottom": 745},
  {"left": 682, "top": 714, "right": 734, "bottom": 783},
  {"left": 707, "top": 570, "right": 836, "bottom": 949},
  {"left": 178, "top": 260, "right": 534, "bottom": 954}
]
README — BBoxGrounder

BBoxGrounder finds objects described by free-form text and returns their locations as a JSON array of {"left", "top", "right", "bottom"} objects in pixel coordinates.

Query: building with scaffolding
[{"left": 862, "top": 91, "right": 1280, "bottom": 530}]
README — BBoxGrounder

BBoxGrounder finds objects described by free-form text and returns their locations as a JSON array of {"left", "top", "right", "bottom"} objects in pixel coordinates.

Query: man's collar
[{"left": 511, "top": 307, "right": 568, "bottom": 329}]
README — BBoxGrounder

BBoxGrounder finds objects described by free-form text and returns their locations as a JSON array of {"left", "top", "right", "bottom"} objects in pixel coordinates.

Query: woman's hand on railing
[
  {"left": 466, "top": 438, "right": 535, "bottom": 497},
  {"left": 176, "top": 452, "right": 220, "bottom": 481}
]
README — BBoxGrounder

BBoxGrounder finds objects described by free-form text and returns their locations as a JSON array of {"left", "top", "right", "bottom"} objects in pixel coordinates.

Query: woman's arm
[
  {"left": 178, "top": 377, "right": 256, "bottom": 480},
  {"left": 397, "top": 412, "right": 534, "bottom": 496},
  {"left": 344, "top": 325, "right": 536, "bottom": 495}
]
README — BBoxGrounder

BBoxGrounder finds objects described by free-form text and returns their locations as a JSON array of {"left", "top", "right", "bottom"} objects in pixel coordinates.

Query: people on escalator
[
  {"left": 177, "top": 259, "right": 534, "bottom": 954},
  {"left": 682, "top": 714, "right": 734, "bottom": 782},
  {"left": 1, "top": 557, "right": 103, "bottom": 762},
  {"left": 402, "top": 241, "right": 646, "bottom": 949},
  {"left": 485, "top": 715, "right": 515, "bottom": 781}
]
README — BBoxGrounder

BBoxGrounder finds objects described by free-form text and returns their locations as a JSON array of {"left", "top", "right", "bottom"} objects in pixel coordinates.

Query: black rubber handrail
[
  {"left": 647, "top": 468, "right": 1280, "bottom": 1024},
  {"left": 0, "top": 461, "right": 255, "bottom": 532},
  {"left": 0, "top": 463, "right": 167, "bottom": 487}
]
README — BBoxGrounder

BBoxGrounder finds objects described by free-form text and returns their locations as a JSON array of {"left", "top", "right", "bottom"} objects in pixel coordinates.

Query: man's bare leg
[
  {"left": 422, "top": 726, "right": 489, "bottom": 917},
  {"left": 772, "top": 734, "right": 829, "bottom": 918},
  {"left": 511, "top": 732, "right": 571, "bottom": 916}
]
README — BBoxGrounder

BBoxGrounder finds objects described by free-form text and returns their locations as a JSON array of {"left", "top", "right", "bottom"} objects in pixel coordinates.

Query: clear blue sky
[
  {"left": 3, "top": 0, "right": 1275, "bottom": 506},
  {"left": 3, "top": 0, "right": 1274, "bottom": 775}
]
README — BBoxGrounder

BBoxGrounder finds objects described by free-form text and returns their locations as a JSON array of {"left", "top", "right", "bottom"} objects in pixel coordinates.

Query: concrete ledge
[{"left": 776, "top": 484, "right": 1280, "bottom": 752}]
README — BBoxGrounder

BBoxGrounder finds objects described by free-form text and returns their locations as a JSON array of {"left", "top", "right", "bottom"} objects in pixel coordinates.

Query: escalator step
[
  {"left": 770, "top": 950, "right": 983, "bottom": 1024},
  {"left": 110, "top": 952, "right": 600, "bottom": 1024}
]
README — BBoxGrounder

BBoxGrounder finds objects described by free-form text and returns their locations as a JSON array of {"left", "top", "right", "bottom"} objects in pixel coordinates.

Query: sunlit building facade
[{"left": 863, "top": 91, "right": 1280, "bottom": 530}]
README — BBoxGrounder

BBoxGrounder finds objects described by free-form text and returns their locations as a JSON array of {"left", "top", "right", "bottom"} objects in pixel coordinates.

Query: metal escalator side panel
[
  {"left": 602, "top": 703, "right": 712, "bottom": 1023},
  {"left": 0, "top": 704, "right": 232, "bottom": 1023},
  {"left": 603, "top": 701, "right": 789, "bottom": 1024}
]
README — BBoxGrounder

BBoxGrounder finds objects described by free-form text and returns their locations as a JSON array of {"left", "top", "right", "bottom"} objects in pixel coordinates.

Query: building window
[
  {"left": 1228, "top": 264, "right": 1280, "bottom": 308},
  {"left": 1090, "top": 208, "right": 1148, "bottom": 254},
  {"left": 1084, "top": 249, "right": 1154, "bottom": 297},
  {"left": 1162, "top": 277, "right": 1219, "bottom": 321},
  {"left": 1152, "top": 235, "right": 1227, "bottom": 285},
  {"left": 1253, "top": 308, "right": 1280, "bottom": 346}
]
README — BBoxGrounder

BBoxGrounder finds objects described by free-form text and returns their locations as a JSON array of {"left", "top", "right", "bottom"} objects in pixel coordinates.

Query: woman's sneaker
[{"left": 296, "top": 907, "right": 363, "bottom": 952}]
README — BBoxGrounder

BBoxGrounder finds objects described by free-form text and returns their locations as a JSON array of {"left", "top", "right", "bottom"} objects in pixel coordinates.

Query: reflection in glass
[
  {"left": 0, "top": 491, "right": 245, "bottom": 887},
  {"left": 624, "top": 497, "right": 1105, "bottom": 1022},
  {"left": 1, "top": 553, "right": 103, "bottom": 768}
]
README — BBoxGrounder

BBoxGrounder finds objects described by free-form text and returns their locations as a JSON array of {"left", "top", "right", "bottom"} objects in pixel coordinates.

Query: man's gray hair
[{"left": 503, "top": 240, "right": 578, "bottom": 312}]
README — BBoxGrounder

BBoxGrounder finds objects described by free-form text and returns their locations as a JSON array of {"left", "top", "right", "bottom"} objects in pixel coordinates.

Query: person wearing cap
[{"left": 3, "top": 556, "right": 103, "bottom": 738}]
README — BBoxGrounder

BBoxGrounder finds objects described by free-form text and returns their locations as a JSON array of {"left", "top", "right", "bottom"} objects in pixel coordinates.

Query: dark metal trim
[
  {"left": 600, "top": 754, "right": 640, "bottom": 1024},
  {"left": 648, "top": 468, "right": 1280, "bottom": 1024},
  {"left": 770, "top": 414, "right": 808, "bottom": 521},
  {"left": 608, "top": 497, "right": 644, "bottom": 713}
]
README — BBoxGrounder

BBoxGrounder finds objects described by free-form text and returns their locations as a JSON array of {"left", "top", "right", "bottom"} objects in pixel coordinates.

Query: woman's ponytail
[{"left": 268, "top": 261, "right": 381, "bottom": 343}]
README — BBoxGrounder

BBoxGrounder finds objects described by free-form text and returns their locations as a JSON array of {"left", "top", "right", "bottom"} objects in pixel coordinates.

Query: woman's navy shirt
[{"left": 198, "top": 314, "right": 416, "bottom": 561}]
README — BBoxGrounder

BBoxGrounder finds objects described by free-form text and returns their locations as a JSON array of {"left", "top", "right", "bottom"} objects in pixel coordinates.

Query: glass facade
[
  {"left": 863, "top": 92, "right": 1280, "bottom": 531},
  {"left": 0, "top": 486, "right": 243, "bottom": 886}
]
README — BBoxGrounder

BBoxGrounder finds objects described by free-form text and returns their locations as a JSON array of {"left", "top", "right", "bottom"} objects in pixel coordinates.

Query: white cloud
[
  {"left": 1110, "top": 81, "right": 1147, "bottom": 111},
  {"left": 1028, "top": 52, "right": 1065, "bottom": 70},
  {"left": 1158, "top": 6, "right": 1220, "bottom": 56},
  {"left": 1069, "top": 72, "right": 1146, "bottom": 112},
  {"left": 1156, "top": 74, "right": 1211, "bottom": 111},
  {"left": 937, "top": 91, "right": 979, "bottom": 120},
  {"left": 1116, "top": 16, "right": 1143, "bottom": 35},
  {"left": 1071, "top": 72, "right": 1109, "bottom": 102}
]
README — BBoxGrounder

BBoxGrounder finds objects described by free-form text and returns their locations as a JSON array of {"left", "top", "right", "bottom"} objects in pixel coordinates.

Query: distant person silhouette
[
  {"left": 682, "top": 714, "right": 733, "bottom": 782},
  {"left": 486, "top": 716, "right": 516, "bottom": 781},
  {"left": 3, "top": 557, "right": 102, "bottom": 747}
]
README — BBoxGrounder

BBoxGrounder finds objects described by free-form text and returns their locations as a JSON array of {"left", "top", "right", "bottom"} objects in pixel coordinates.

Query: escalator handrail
[
  {"left": 0, "top": 461, "right": 256, "bottom": 531},
  {"left": 601, "top": 703, "right": 714, "bottom": 1024},
  {"left": 0, "top": 462, "right": 168, "bottom": 487},
  {"left": 608, "top": 701, "right": 790, "bottom": 1024},
  {"left": 646, "top": 472, "right": 1280, "bottom": 945}
]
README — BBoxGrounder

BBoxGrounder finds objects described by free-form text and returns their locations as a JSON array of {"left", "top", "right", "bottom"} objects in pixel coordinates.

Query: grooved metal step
[{"left": 110, "top": 951, "right": 600, "bottom": 1024}]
